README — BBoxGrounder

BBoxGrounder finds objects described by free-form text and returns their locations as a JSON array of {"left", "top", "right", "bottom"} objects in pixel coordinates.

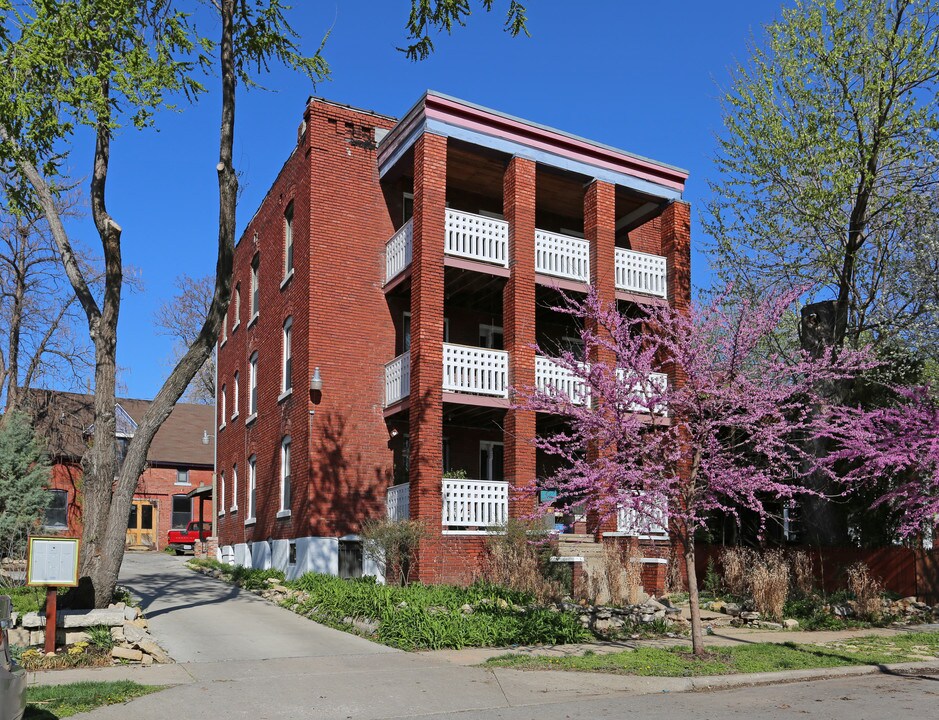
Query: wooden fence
[{"left": 695, "top": 545, "right": 939, "bottom": 603}]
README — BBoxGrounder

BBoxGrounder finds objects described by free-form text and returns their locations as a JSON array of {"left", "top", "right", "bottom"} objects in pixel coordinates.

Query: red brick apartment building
[
  {"left": 25, "top": 390, "right": 215, "bottom": 551},
  {"left": 215, "top": 92, "right": 690, "bottom": 589}
]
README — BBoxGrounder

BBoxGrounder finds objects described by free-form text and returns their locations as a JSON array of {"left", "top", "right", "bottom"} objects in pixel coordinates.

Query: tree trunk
[{"left": 684, "top": 535, "right": 706, "bottom": 656}]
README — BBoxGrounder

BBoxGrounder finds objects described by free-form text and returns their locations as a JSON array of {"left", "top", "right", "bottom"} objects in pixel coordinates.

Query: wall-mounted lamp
[
  {"left": 389, "top": 427, "right": 399, "bottom": 439},
  {"left": 310, "top": 367, "right": 323, "bottom": 392}
]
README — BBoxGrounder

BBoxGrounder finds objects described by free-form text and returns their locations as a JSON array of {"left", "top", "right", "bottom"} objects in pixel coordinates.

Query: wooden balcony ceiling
[
  {"left": 444, "top": 265, "right": 505, "bottom": 311},
  {"left": 442, "top": 402, "right": 506, "bottom": 429}
]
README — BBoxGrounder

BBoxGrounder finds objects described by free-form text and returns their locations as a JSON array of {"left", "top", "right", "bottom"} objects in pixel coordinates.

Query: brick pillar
[
  {"left": 409, "top": 133, "right": 447, "bottom": 582},
  {"left": 503, "top": 156, "right": 537, "bottom": 519},
  {"left": 585, "top": 179, "right": 618, "bottom": 538},
  {"left": 661, "top": 201, "right": 691, "bottom": 314}
]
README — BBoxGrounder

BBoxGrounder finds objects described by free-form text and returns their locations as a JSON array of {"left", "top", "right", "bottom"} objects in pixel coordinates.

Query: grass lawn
[
  {"left": 24, "top": 681, "right": 162, "bottom": 719},
  {"left": 485, "top": 631, "right": 939, "bottom": 677}
]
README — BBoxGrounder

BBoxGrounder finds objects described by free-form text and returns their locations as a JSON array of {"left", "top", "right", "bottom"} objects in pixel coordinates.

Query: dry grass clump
[
  {"left": 846, "top": 562, "right": 883, "bottom": 620},
  {"left": 664, "top": 546, "right": 685, "bottom": 594},
  {"left": 483, "top": 520, "right": 561, "bottom": 604},
  {"left": 719, "top": 547, "right": 757, "bottom": 598},
  {"left": 749, "top": 550, "right": 790, "bottom": 620},
  {"left": 587, "top": 542, "right": 643, "bottom": 606},
  {"left": 789, "top": 550, "right": 815, "bottom": 598}
]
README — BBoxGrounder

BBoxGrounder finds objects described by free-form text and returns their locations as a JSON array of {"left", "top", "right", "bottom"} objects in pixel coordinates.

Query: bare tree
[
  {"left": 0, "top": 193, "right": 92, "bottom": 411},
  {"left": 155, "top": 274, "right": 214, "bottom": 404}
]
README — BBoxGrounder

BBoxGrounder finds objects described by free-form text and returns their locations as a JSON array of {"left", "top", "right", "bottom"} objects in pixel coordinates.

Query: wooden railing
[
  {"left": 442, "top": 478, "right": 509, "bottom": 532},
  {"left": 442, "top": 343, "right": 508, "bottom": 397},
  {"left": 387, "top": 483, "right": 410, "bottom": 522},
  {"left": 617, "top": 493, "right": 669, "bottom": 538},
  {"left": 535, "top": 356, "right": 590, "bottom": 405},
  {"left": 615, "top": 247, "right": 667, "bottom": 298},
  {"left": 384, "top": 353, "right": 410, "bottom": 406},
  {"left": 445, "top": 209, "right": 509, "bottom": 267},
  {"left": 535, "top": 229, "right": 589, "bottom": 283},
  {"left": 385, "top": 219, "right": 413, "bottom": 284}
]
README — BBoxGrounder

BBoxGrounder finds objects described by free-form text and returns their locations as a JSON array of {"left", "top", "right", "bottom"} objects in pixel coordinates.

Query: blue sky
[{"left": 64, "top": 0, "right": 785, "bottom": 399}]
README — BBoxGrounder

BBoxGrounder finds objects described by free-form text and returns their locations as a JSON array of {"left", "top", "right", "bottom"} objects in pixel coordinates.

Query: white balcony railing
[
  {"left": 617, "top": 493, "right": 669, "bottom": 538},
  {"left": 535, "top": 229, "right": 590, "bottom": 283},
  {"left": 387, "top": 483, "right": 410, "bottom": 522},
  {"left": 442, "top": 478, "right": 509, "bottom": 531},
  {"left": 535, "top": 356, "right": 590, "bottom": 405},
  {"left": 384, "top": 352, "right": 410, "bottom": 407},
  {"left": 442, "top": 343, "right": 508, "bottom": 397},
  {"left": 615, "top": 247, "right": 667, "bottom": 298},
  {"left": 445, "top": 209, "right": 509, "bottom": 267},
  {"left": 615, "top": 369, "right": 668, "bottom": 414},
  {"left": 385, "top": 219, "right": 413, "bottom": 283}
]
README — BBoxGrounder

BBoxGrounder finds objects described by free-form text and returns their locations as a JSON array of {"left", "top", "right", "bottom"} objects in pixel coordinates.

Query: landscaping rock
[
  {"left": 129, "top": 618, "right": 149, "bottom": 629},
  {"left": 643, "top": 599, "right": 667, "bottom": 612},
  {"left": 594, "top": 617, "right": 625, "bottom": 633},
  {"left": 351, "top": 619, "right": 379, "bottom": 636},
  {"left": 110, "top": 626, "right": 125, "bottom": 642},
  {"left": 61, "top": 631, "right": 90, "bottom": 644},
  {"left": 141, "top": 654, "right": 153, "bottom": 667},
  {"left": 60, "top": 608, "right": 125, "bottom": 628},
  {"left": 757, "top": 621, "right": 783, "bottom": 630},
  {"left": 123, "top": 606, "right": 138, "bottom": 621},
  {"left": 111, "top": 646, "right": 143, "bottom": 662},
  {"left": 29, "top": 630, "right": 44, "bottom": 645},
  {"left": 271, "top": 585, "right": 290, "bottom": 594},
  {"left": 122, "top": 622, "right": 147, "bottom": 644},
  {"left": 22, "top": 612, "right": 44, "bottom": 629},
  {"left": 136, "top": 639, "right": 171, "bottom": 664},
  {"left": 739, "top": 611, "right": 760, "bottom": 621},
  {"left": 783, "top": 618, "right": 800, "bottom": 629},
  {"left": 7, "top": 628, "right": 29, "bottom": 646},
  {"left": 460, "top": 604, "right": 473, "bottom": 614},
  {"left": 723, "top": 603, "right": 741, "bottom": 617}
]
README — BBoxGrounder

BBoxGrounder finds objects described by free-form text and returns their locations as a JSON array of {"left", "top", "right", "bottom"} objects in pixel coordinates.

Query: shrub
[
  {"left": 846, "top": 562, "right": 883, "bottom": 620},
  {"left": 719, "top": 547, "right": 756, "bottom": 598},
  {"left": 586, "top": 541, "right": 642, "bottom": 606},
  {"left": 789, "top": 550, "right": 815, "bottom": 598},
  {"left": 361, "top": 518, "right": 426, "bottom": 586},
  {"left": 481, "top": 520, "right": 561, "bottom": 604},
  {"left": 703, "top": 558, "right": 721, "bottom": 597},
  {"left": 749, "top": 550, "right": 789, "bottom": 620}
]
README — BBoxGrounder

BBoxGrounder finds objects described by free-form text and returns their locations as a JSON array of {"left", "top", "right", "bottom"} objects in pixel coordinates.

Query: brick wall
[{"left": 216, "top": 99, "right": 398, "bottom": 550}]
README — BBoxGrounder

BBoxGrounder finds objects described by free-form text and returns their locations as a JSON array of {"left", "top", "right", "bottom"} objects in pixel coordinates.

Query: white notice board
[{"left": 27, "top": 536, "right": 80, "bottom": 587}]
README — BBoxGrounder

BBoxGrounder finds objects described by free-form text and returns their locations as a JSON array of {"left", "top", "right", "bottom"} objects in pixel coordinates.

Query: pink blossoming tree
[
  {"left": 824, "top": 385, "right": 939, "bottom": 540},
  {"left": 519, "top": 288, "right": 867, "bottom": 655}
]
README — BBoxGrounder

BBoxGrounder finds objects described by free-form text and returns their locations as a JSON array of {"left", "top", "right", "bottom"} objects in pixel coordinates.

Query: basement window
[
  {"left": 338, "top": 540, "right": 363, "bottom": 579},
  {"left": 288, "top": 540, "right": 297, "bottom": 566}
]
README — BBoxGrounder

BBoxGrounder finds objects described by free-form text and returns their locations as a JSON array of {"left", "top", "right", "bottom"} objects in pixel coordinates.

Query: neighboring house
[
  {"left": 215, "top": 92, "right": 690, "bottom": 591},
  {"left": 24, "top": 389, "right": 215, "bottom": 551}
]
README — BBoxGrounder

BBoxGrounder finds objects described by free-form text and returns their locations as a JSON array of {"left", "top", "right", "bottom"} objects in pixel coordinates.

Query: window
[
  {"left": 250, "top": 255, "right": 260, "bottom": 321},
  {"left": 232, "top": 372, "right": 240, "bottom": 418},
  {"left": 479, "top": 324, "right": 504, "bottom": 350},
  {"left": 172, "top": 495, "right": 192, "bottom": 529},
  {"left": 279, "top": 436, "right": 291, "bottom": 514},
  {"left": 402, "top": 191, "right": 413, "bottom": 224},
  {"left": 283, "top": 202, "right": 294, "bottom": 277},
  {"left": 247, "top": 455, "right": 257, "bottom": 521},
  {"left": 219, "top": 471, "right": 226, "bottom": 516},
  {"left": 221, "top": 312, "right": 227, "bottom": 345},
  {"left": 176, "top": 469, "right": 190, "bottom": 486},
  {"left": 44, "top": 489, "right": 68, "bottom": 529},
  {"left": 479, "top": 441, "right": 504, "bottom": 482},
  {"left": 233, "top": 284, "right": 241, "bottom": 330},
  {"left": 281, "top": 317, "right": 293, "bottom": 395},
  {"left": 220, "top": 384, "right": 226, "bottom": 427},
  {"left": 442, "top": 437, "right": 450, "bottom": 474},
  {"left": 231, "top": 463, "right": 238, "bottom": 512},
  {"left": 288, "top": 540, "right": 297, "bottom": 566},
  {"left": 248, "top": 352, "right": 258, "bottom": 418},
  {"left": 338, "top": 540, "right": 363, "bottom": 579}
]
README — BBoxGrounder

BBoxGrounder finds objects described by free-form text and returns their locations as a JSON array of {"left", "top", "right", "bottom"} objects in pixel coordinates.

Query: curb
[{"left": 685, "top": 660, "right": 939, "bottom": 693}]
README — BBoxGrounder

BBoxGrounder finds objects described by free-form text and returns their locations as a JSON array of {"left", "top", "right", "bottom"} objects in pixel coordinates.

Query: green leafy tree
[
  {"left": 0, "top": 411, "right": 51, "bottom": 562},
  {"left": 705, "top": 0, "right": 939, "bottom": 356},
  {"left": 0, "top": 0, "right": 527, "bottom": 607}
]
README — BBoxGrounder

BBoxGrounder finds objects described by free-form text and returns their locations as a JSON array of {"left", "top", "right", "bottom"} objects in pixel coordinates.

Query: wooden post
[{"left": 44, "top": 586, "right": 56, "bottom": 654}]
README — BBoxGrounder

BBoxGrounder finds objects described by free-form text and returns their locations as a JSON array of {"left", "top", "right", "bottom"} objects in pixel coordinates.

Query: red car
[{"left": 167, "top": 521, "right": 211, "bottom": 555}]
